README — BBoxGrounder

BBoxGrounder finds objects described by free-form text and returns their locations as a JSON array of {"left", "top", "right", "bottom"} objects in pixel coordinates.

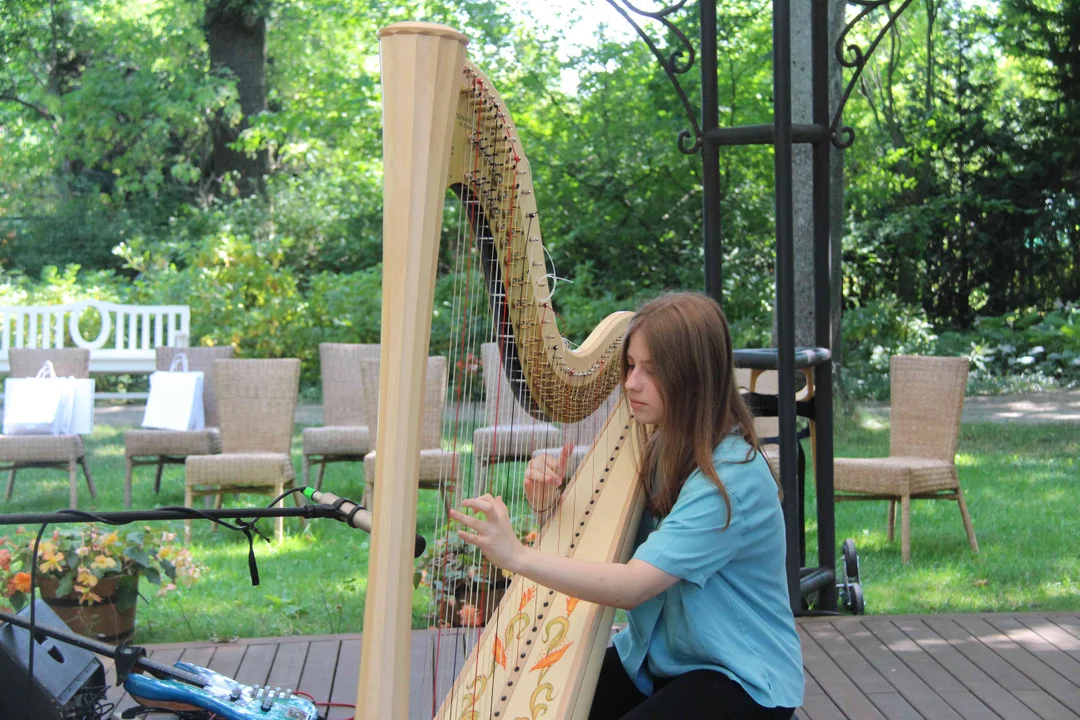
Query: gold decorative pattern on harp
[{"left": 357, "top": 22, "right": 644, "bottom": 719}]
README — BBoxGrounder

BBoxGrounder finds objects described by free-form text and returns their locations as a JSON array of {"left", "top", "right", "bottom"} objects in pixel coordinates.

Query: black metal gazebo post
[{"left": 611, "top": 0, "right": 914, "bottom": 613}]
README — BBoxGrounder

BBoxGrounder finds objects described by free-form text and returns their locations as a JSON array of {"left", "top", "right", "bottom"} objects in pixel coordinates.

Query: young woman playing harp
[{"left": 452, "top": 293, "right": 803, "bottom": 719}]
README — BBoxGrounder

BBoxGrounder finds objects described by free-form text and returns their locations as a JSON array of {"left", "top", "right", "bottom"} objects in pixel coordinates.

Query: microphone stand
[{"left": 0, "top": 504, "right": 341, "bottom": 527}]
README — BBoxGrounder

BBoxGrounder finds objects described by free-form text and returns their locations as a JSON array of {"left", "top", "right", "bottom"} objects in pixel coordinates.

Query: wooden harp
[{"left": 358, "top": 22, "right": 645, "bottom": 719}]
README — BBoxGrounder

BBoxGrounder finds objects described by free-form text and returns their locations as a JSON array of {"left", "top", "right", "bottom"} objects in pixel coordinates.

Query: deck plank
[
  {"left": 84, "top": 612, "right": 1080, "bottom": 720},
  {"left": 327, "top": 638, "right": 362, "bottom": 720},
  {"left": 798, "top": 692, "right": 848, "bottom": 720},
  {"left": 1051, "top": 617, "right": 1080, "bottom": 644},
  {"left": 986, "top": 616, "right": 1080, "bottom": 685},
  {"left": 952, "top": 615, "right": 1080, "bottom": 714},
  {"left": 204, "top": 641, "right": 247, "bottom": 685},
  {"left": 1019, "top": 618, "right": 1080, "bottom": 663},
  {"left": 894, "top": 618, "right": 1040, "bottom": 720},
  {"left": 296, "top": 639, "right": 341, "bottom": 706},
  {"left": 860, "top": 618, "right": 997, "bottom": 720},
  {"left": 233, "top": 641, "right": 278, "bottom": 688},
  {"left": 801, "top": 619, "right": 895, "bottom": 695},
  {"left": 834, "top": 617, "right": 965, "bottom": 719},
  {"left": 265, "top": 639, "right": 310, "bottom": 692},
  {"left": 798, "top": 623, "right": 887, "bottom": 720}
]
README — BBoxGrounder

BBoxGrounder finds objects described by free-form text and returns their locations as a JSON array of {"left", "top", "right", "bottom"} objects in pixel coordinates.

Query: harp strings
[{"left": 417, "top": 64, "right": 622, "bottom": 719}]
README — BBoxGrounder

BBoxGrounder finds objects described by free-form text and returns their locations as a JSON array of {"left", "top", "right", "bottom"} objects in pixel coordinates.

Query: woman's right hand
[{"left": 524, "top": 442, "right": 574, "bottom": 513}]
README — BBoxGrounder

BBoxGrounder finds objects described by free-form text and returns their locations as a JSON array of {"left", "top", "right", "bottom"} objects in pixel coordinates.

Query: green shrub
[
  {"left": 839, "top": 296, "right": 1080, "bottom": 400},
  {"left": 840, "top": 296, "right": 938, "bottom": 399},
  {"left": 937, "top": 304, "right": 1080, "bottom": 389}
]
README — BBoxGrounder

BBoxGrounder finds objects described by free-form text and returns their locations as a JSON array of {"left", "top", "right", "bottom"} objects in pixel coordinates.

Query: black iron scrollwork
[
  {"left": 831, "top": 0, "right": 916, "bottom": 148},
  {"left": 604, "top": 0, "right": 702, "bottom": 154}
]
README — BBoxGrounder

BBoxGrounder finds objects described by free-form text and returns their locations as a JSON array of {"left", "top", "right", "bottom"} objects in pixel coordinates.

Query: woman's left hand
[{"left": 450, "top": 495, "right": 525, "bottom": 573}]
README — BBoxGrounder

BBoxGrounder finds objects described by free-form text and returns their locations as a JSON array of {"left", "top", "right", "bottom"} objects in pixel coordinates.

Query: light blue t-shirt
[{"left": 612, "top": 434, "right": 804, "bottom": 709}]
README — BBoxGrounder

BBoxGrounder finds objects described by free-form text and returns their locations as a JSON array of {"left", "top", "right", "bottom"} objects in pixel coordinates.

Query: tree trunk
[{"left": 205, "top": 3, "right": 268, "bottom": 197}]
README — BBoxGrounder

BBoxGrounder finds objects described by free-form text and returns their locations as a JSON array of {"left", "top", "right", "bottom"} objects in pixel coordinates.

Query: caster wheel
[
  {"left": 848, "top": 582, "right": 865, "bottom": 615},
  {"left": 842, "top": 538, "right": 860, "bottom": 583}
]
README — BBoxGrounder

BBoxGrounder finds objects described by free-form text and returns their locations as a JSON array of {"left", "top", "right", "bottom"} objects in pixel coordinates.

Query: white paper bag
[
  {"left": 2, "top": 361, "right": 77, "bottom": 435},
  {"left": 68, "top": 378, "right": 96, "bottom": 435},
  {"left": 141, "top": 353, "right": 205, "bottom": 431}
]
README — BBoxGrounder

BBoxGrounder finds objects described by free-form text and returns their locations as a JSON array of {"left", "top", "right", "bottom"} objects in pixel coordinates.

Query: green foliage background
[{"left": 0, "top": 0, "right": 1078, "bottom": 393}]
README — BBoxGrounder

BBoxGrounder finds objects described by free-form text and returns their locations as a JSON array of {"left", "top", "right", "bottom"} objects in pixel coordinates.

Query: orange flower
[
  {"left": 457, "top": 603, "right": 483, "bottom": 627},
  {"left": 76, "top": 590, "right": 103, "bottom": 606},
  {"left": 0, "top": 549, "right": 10, "bottom": 572},
  {"left": 9, "top": 572, "right": 31, "bottom": 594}
]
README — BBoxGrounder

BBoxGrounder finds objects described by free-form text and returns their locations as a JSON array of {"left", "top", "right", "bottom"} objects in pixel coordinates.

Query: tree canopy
[{"left": 0, "top": 0, "right": 1077, "bottom": 389}]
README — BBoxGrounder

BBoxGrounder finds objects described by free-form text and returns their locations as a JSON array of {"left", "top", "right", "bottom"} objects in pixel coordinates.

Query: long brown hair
[{"left": 620, "top": 292, "right": 762, "bottom": 526}]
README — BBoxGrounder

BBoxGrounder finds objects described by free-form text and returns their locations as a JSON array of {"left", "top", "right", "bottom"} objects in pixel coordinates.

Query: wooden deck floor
[{"left": 100, "top": 612, "right": 1080, "bottom": 719}]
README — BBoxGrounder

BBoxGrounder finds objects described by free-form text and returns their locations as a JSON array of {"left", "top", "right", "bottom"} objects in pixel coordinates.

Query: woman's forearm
[{"left": 509, "top": 549, "right": 668, "bottom": 611}]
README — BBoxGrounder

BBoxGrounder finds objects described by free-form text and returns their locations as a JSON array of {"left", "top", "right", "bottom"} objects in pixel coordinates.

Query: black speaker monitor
[{"left": 0, "top": 600, "right": 106, "bottom": 720}]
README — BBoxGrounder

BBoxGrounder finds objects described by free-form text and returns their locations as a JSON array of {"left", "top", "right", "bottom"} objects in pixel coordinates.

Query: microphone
[{"left": 301, "top": 487, "right": 427, "bottom": 558}]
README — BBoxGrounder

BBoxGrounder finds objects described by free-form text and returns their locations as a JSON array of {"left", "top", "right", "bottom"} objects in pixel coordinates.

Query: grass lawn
[
  {"left": 808, "top": 410, "right": 1079, "bottom": 615},
  {"left": 0, "top": 411, "right": 1076, "bottom": 644}
]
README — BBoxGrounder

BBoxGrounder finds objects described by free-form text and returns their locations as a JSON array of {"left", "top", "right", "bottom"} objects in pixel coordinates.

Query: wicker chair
[
  {"left": 301, "top": 343, "right": 380, "bottom": 491},
  {"left": 361, "top": 356, "right": 461, "bottom": 513},
  {"left": 834, "top": 355, "right": 979, "bottom": 564},
  {"left": 735, "top": 367, "right": 816, "bottom": 479},
  {"left": 0, "top": 349, "right": 96, "bottom": 508},
  {"left": 123, "top": 346, "right": 235, "bottom": 508},
  {"left": 471, "top": 342, "right": 561, "bottom": 497},
  {"left": 184, "top": 359, "right": 301, "bottom": 543}
]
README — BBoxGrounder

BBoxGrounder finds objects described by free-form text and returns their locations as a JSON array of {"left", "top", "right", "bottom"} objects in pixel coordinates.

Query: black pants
[{"left": 589, "top": 646, "right": 796, "bottom": 720}]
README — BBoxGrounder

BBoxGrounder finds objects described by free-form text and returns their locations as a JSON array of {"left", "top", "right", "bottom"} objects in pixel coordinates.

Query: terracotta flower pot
[{"left": 37, "top": 574, "right": 138, "bottom": 643}]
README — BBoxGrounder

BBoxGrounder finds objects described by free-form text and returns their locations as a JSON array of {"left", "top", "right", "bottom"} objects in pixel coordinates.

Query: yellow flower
[
  {"left": 100, "top": 532, "right": 119, "bottom": 547},
  {"left": 76, "top": 567, "right": 98, "bottom": 588},
  {"left": 90, "top": 554, "right": 117, "bottom": 571},
  {"left": 76, "top": 589, "right": 103, "bottom": 606},
  {"left": 39, "top": 550, "right": 64, "bottom": 575}
]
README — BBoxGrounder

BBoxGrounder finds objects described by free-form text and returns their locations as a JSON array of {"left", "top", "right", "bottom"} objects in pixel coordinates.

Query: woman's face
[{"left": 624, "top": 332, "right": 665, "bottom": 426}]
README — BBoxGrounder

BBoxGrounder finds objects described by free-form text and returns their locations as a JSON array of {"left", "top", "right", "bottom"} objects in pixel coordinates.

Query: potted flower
[
  {"left": 0, "top": 524, "right": 203, "bottom": 642},
  {"left": 416, "top": 521, "right": 537, "bottom": 628}
]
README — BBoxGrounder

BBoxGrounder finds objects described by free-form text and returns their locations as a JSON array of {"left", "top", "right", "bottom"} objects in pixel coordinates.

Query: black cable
[{"left": 75, "top": 682, "right": 111, "bottom": 720}]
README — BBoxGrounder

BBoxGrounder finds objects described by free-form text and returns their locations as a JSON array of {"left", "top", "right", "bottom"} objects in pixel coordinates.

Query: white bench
[{"left": 0, "top": 301, "right": 190, "bottom": 374}]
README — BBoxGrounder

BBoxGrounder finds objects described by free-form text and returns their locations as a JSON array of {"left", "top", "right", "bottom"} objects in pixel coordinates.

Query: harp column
[{"left": 357, "top": 23, "right": 467, "bottom": 719}]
